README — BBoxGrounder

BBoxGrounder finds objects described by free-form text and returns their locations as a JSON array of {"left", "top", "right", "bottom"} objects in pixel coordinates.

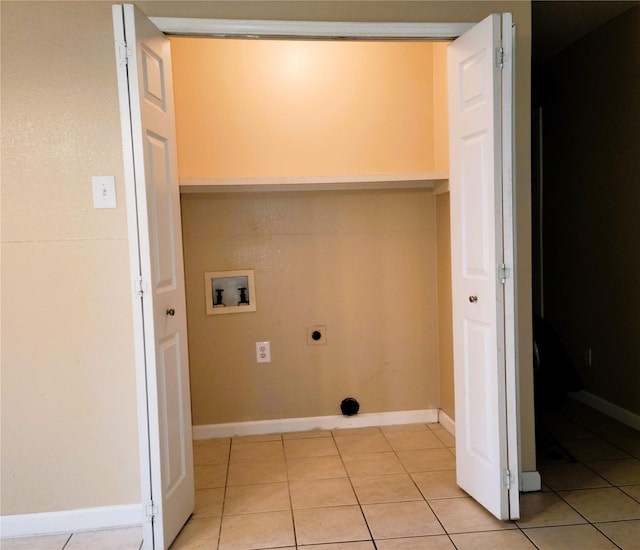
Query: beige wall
[
  {"left": 535, "top": 6, "right": 640, "bottom": 416},
  {"left": 1, "top": 2, "right": 140, "bottom": 515},
  {"left": 171, "top": 38, "right": 446, "bottom": 179},
  {"left": 183, "top": 190, "right": 438, "bottom": 424},
  {"left": 0, "top": 0, "right": 533, "bottom": 521},
  {"left": 433, "top": 42, "right": 450, "bottom": 173},
  {"left": 436, "top": 193, "right": 454, "bottom": 419}
]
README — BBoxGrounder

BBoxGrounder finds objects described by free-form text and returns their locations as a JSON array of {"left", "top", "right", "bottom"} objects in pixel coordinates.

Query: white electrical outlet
[{"left": 256, "top": 341, "right": 271, "bottom": 363}]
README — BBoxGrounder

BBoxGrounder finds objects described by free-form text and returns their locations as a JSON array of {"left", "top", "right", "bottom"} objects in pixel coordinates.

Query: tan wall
[
  {"left": 535, "top": 6, "right": 640, "bottom": 415},
  {"left": 0, "top": 0, "right": 533, "bottom": 520},
  {"left": 436, "top": 192, "right": 454, "bottom": 419},
  {"left": 433, "top": 42, "right": 450, "bottom": 173},
  {"left": 182, "top": 189, "right": 439, "bottom": 424},
  {"left": 171, "top": 38, "right": 444, "bottom": 179},
  {"left": 0, "top": 2, "right": 140, "bottom": 515}
]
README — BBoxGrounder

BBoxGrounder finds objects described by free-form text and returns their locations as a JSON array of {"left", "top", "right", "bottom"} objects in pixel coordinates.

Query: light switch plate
[{"left": 92, "top": 176, "right": 117, "bottom": 209}]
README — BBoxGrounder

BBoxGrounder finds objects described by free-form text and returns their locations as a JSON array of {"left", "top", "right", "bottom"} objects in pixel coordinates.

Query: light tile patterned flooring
[{"left": 3, "top": 400, "right": 640, "bottom": 549}]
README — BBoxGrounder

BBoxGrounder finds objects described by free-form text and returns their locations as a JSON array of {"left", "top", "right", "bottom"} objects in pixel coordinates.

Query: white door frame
[{"left": 119, "top": 14, "right": 521, "bottom": 545}]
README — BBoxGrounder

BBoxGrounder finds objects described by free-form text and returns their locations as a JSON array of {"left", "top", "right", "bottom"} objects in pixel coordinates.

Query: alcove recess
[
  {"left": 170, "top": 37, "right": 450, "bottom": 193},
  {"left": 174, "top": 38, "right": 456, "bottom": 428}
]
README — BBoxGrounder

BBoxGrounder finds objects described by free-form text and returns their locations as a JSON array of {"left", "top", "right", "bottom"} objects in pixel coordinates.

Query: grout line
[
  {"left": 213, "top": 438, "right": 232, "bottom": 550},
  {"left": 331, "top": 429, "right": 378, "bottom": 549},
  {"left": 591, "top": 522, "right": 625, "bottom": 550},
  {"left": 281, "top": 434, "right": 299, "bottom": 549}
]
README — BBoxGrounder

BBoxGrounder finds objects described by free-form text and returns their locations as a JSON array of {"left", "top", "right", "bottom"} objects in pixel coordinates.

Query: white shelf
[{"left": 179, "top": 173, "right": 449, "bottom": 194}]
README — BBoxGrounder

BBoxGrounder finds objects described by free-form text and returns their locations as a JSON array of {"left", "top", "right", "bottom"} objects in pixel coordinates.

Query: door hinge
[
  {"left": 145, "top": 500, "right": 158, "bottom": 519},
  {"left": 498, "top": 263, "right": 510, "bottom": 285},
  {"left": 495, "top": 47, "right": 504, "bottom": 69},
  {"left": 134, "top": 275, "right": 145, "bottom": 297},
  {"left": 503, "top": 469, "right": 512, "bottom": 489},
  {"left": 117, "top": 42, "right": 131, "bottom": 66}
]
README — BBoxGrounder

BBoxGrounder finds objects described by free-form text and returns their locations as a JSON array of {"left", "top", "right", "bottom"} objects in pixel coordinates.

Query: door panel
[
  {"left": 158, "top": 334, "right": 187, "bottom": 495},
  {"left": 461, "top": 132, "right": 491, "bottom": 277},
  {"left": 448, "top": 13, "right": 519, "bottom": 520},
  {"left": 114, "top": 4, "right": 194, "bottom": 548}
]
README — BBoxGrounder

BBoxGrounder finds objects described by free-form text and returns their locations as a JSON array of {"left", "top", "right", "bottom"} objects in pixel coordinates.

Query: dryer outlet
[{"left": 307, "top": 325, "right": 326, "bottom": 345}]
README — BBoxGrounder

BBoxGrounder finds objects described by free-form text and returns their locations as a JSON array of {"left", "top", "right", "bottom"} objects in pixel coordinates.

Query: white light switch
[{"left": 92, "top": 176, "right": 117, "bottom": 209}]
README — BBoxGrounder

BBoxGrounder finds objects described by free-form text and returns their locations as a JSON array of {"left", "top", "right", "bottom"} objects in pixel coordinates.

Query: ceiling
[{"left": 532, "top": 0, "right": 639, "bottom": 66}]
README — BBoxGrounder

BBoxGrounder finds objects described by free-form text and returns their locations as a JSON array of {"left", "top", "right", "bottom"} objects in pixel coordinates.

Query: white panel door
[
  {"left": 448, "top": 13, "right": 519, "bottom": 520},
  {"left": 113, "top": 5, "right": 194, "bottom": 549}
]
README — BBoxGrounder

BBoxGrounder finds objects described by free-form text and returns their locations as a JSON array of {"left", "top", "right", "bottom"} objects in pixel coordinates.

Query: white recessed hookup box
[{"left": 204, "top": 270, "right": 256, "bottom": 315}]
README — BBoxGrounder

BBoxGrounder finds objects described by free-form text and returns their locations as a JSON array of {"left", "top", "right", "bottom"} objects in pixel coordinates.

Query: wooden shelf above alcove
[{"left": 179, "top": 173, "right": 449, "bottom": 194}]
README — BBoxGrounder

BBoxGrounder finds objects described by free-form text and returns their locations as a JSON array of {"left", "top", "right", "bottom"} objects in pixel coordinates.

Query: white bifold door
[
  {"left": 448, "top": 13, "right": 520, "bottom": 520},
  {"left": 113, "top": 4, "right": 194, "bottom": 549},
  {"left": 112, "top": 6, "right": 519, "bottom": 548}
]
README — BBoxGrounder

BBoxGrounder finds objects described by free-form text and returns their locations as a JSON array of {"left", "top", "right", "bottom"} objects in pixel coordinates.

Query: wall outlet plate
[
  {"left": 256, "top": 341, "right": 271, "bottom": 363},
  {"left": 307, "top": 325, "right": 326, "bottom": 345}
]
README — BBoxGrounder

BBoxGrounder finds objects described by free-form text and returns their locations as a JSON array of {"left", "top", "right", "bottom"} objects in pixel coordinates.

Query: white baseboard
[
  {"left": 0, "top": 504, "right": 142, "bottom": 539},
  {"left": 570, "top": 390, "right": 640, "bottom": 431},
  {"left": 437, "top": 410, "right": 455, "bottom": 436},
  {"left": 520, "top": 471, "right": 542, "bottom": 492},
  {"left": 193, "top": 408, "right": 439, "bottom": 439}
]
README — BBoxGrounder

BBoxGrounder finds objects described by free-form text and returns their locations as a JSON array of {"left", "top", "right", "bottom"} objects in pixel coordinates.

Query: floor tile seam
[
  {"left": 419, "top": 487, "right": 451, "bottom": 537},
  {"left": 514, "top": 517, "right": 590, "bottom": 530},
  {"left": 59, "top": 533, "right": 73, "bottom": 550},
  {"left": 287, "top": 475, "right": 349, "bottom": 483},
  {"left": 594, "top": 518, "right": 640, "bottom": 527},
  {"left": 589, "top": 522, "right": 626, "bottom": 550},
  {"left": 585, "top": 456, "right": 640, "bottom": 467},
  {"left": 424, "top": 495, "right": 474, "bottom": 502},
  {"left": 223, "top": 504, "right": 293, "bottom": 517},
  {"left": 357, "top": 495, "right": 428, "bottom": 507},
  {"left": 339, "top": 449, "right": 402, "bottom": 458},
  {"left": 509, "top": 524, "right": 542, "bottom": 549},
  {"left": 333, "top": 431, "right": 386, "bottom": 438},
  {"left": 227, "top": 479, "right": 290, "bottom": 488},
  {"left": 330, "top": 430, "right": 379, "bottom": 547},
  {"left": 547, "top": 459, "right": 616, "bottom": 491},
  {"left": 281, "top": 455, "right": 299, "bottom": 550},
  {"left": 620, "top": 487, "right": 640, "bottom": 505},
  {"left": 579, "top": 453, "right": 637, "bottom": 464},
  {"left": 548, "top": 483, "right": 640, "bottom": 524},
  {"left": 214, "top": 444, "right": 233, "bottom": 548},
  {"left": 229, "top": 455, "right": 287, "bottom": 464},
  {"left": 542, "top": 481, "right": 600, "bottom": 525},
  {"left": 554, "top": 485, "right": 629, "bottom": 495},
  {"left": 373, "top": 532, "right": 459, "bottom": 550},
  {"left": 432, "top": 523, "right": 518, "bottom": 537}
]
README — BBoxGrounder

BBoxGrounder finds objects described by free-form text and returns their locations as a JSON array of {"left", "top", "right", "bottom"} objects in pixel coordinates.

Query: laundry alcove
[{"left": 171, "top": 36, "right": 455, "bottom": 431}]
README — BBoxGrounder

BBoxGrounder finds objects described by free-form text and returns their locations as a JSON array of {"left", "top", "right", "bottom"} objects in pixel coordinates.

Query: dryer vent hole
[{"left": 340, "top": 397, "right": 360, "bottom": 416}]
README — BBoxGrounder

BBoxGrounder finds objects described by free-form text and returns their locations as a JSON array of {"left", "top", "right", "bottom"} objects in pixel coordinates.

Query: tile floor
[{"left": 3, "top": 400, "right": 640, "bottom": 549}]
